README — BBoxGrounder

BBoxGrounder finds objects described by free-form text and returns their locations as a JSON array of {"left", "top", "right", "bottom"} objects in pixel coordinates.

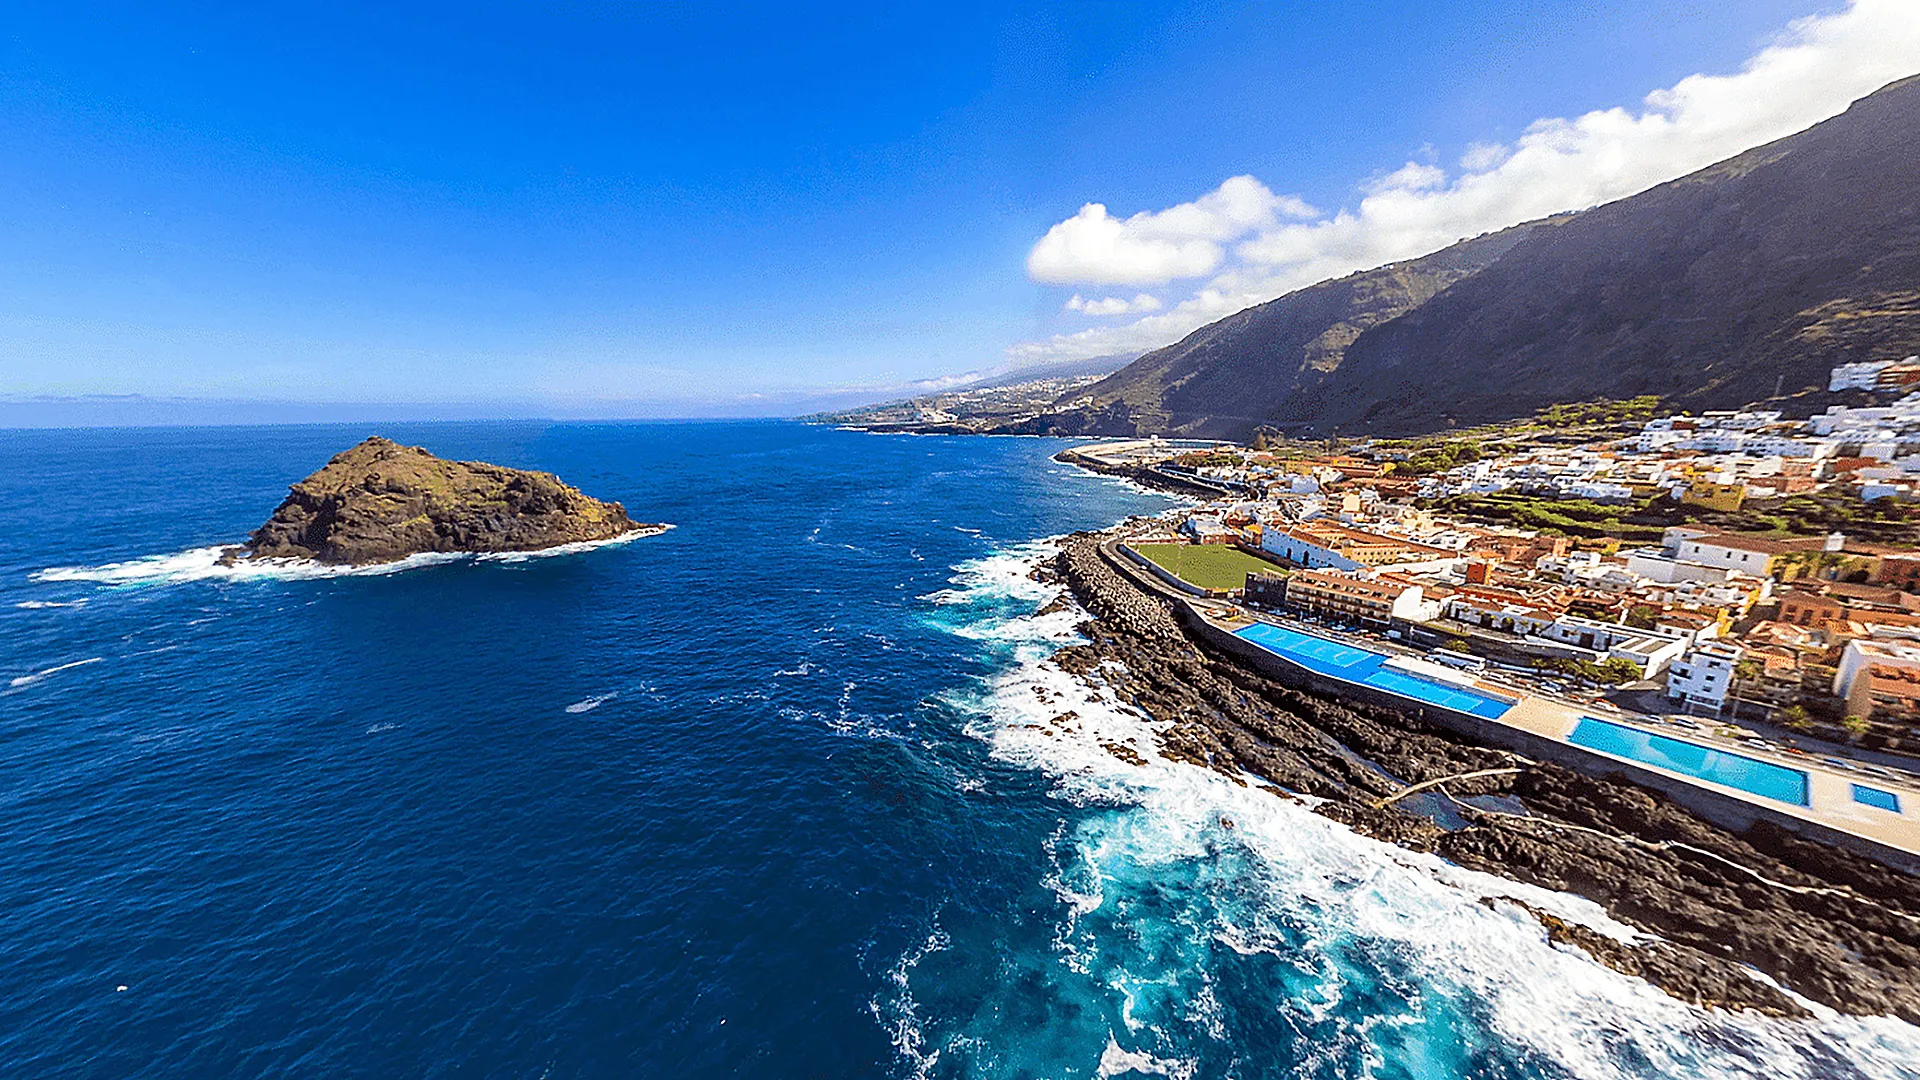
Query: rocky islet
[{"left": 239, "top": 436, "right": 664, "bottom": 566}]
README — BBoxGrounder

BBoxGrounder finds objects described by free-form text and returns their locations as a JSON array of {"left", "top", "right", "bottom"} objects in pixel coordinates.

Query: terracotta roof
[
  {"left": 1290, "top": 569, "right": 1415, "bottom": 599},
  {"left": 1827, "top": 582, "right": 1910, "bottom": 605},
  {"left": 1684, "top": 532, "right": 1832, "bottom": 556},
  {"left": 1843, "top": 540, "right": 1920, "bottom": 557},
  {"left": 1743, "top": 620, "right": 1820, "bottom": 648},
  {"left": 1868, "top": 664, "right": 1920, "bottom": 690}
]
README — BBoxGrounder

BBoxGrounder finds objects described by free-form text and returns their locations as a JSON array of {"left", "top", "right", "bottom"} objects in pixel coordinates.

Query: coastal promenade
[{"left": 1092, "top": 534, "right": 1920, "bottom": 872}]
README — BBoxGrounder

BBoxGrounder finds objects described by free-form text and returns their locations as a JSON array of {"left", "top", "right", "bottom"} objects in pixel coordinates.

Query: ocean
[{"left": 2, "top": 420, "right": 1916, "bottom": 1079}]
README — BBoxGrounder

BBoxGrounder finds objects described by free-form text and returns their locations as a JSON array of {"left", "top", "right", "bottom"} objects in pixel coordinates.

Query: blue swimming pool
[
  {"left": 1567, "top": 717, "right": 1809, "bottom": 806},
  {"left": 1852, "top": 783, "right": 1902, "bottom": 813},
  {"left": 1232, "top": 623, "right": 1513, "bottom": 719}
]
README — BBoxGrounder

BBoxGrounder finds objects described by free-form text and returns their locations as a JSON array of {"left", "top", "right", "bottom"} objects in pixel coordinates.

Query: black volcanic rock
[
  {"left": 244, "top": 437, "right": 657, "bottom": 565},
  {"left": 1032, "top": 73, "right": 1920, "bottom": 439}
]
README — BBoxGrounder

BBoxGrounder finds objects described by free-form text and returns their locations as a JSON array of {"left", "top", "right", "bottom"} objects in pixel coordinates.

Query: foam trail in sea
[
  {"left": 8, "top": 656, "right": 104, "bottom": 689},
  {"left": 905, "top": 539, "right": 1920, "bottom": 1080},
  {"left": 31, "top": 527, "right": 670, "bottom": 588}
]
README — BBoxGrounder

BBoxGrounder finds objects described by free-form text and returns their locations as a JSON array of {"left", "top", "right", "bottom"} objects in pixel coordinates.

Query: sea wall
[{"left": 1052, "top": 449, "right": 1225, "bottom": 498}]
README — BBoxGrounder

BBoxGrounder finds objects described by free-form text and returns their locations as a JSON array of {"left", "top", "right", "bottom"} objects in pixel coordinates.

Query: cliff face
[
  {"left": 246, "top": 437, "right": 647, "bottom": 565},
  {"left": 1031, "top": 73, "right": 1920, "bottom": 439}
]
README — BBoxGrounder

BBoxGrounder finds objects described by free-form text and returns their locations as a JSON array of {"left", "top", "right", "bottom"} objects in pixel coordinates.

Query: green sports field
[{"left": 1129, "top": 542, "right": 1287, "bottom": 591}]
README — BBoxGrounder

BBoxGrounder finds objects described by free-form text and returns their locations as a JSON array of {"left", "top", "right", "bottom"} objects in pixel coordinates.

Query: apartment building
[
  {"left": 1667, "top": 642, "right": 1743, "bottom": 713},
  {"left": 1281, "top": 569, "right": 1433, "bottom": 627}
]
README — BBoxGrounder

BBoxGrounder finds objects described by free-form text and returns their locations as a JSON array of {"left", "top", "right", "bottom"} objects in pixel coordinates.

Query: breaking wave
[
  {"left": 30, "top": 526, "right": 671, "bottom": 589},
  {"left": 898, "top": 540, "right": 1920, "bottom": 1079}
]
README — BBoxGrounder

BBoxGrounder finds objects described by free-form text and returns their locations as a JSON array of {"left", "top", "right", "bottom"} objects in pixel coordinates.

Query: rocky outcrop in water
[
  {"left": 1047, "top": 531, "right": 1920, "bottom": 1023},
  {"left": 243, "top": 437, "right": 661, "bottom": 565}
]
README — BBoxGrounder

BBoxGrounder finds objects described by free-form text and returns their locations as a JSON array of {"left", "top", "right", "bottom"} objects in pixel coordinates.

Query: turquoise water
[
  {"left": 1852, "top": 784, "right": 1902, "bottom": 813},
  {"left": 1567, "top": 718, "right": 1810, "bottom": 806},
  {"left": 1233, "top": 622, "right": 1513, "bottom": 719}
]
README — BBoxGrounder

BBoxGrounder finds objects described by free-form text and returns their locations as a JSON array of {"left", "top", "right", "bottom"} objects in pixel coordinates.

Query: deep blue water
[{"left": 2, "top": 421, "right": 1916, "bottom": 1080}]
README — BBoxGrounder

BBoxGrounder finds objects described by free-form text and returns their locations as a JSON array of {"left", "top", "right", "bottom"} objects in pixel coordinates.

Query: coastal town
[{"left": 1056, "top": 358, "right": 1920, "bottom": 870}]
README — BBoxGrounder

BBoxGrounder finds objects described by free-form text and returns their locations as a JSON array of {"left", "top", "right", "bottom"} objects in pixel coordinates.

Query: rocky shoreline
[{"left": 1036, "top": 529, "right": 1920, "bottom": 1024}]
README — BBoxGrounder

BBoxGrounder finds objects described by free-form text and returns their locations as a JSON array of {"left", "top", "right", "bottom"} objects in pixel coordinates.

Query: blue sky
[{"left": 1, "top": 0, "right": 1899, "bottom": 420}]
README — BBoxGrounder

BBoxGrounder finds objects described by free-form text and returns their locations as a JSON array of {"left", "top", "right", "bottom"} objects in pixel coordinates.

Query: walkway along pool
[
  {"left": 1231, "top": 622, "right": 1515, "bottom": 720},
  {"left": 1568, "top": 716, "right": 1810, "bottom": 807}
]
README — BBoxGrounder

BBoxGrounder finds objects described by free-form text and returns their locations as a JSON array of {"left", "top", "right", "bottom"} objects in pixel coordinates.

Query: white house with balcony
[{"left": 1667, "top": 642, "right": 1743, "bottom": 712}]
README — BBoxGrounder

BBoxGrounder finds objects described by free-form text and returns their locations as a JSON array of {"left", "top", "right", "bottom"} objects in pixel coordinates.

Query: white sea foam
[
  {"left": 820, "top": 679, "right": 906, "bottom": 742},
  {"left": 14, "top": 598, "right": 88, "bottom": 610},
  {"left": 1097, "top": 1035, "right": 1193, "bottom": 1079},
  {"left": 474, "top": 524, "right": 672, "bottom": 564},
  {"left": 30, "top": 526, "right": 670, "bottom": 588},
  {"left": 872, "top": 924, "right": 954, "bottom": 1079},
  {"left": 8, "top": 656, "right": 103, "bottom": 689},
  {"left": 922, "top": 539, "right": 1920, "bottom": 1079}
]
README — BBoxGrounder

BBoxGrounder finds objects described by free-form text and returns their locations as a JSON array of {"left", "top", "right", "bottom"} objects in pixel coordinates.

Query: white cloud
[
  {"left": 1459, "top": 141, "right": 1509, "bottom": 171},
  {"left": 1013, "top": 0, "right": 1920, "bottom": 363},
  {"left": 1065, "top": 292, "right": 1164, "bottom": 316},
  {"left": 1025, "top": 175, "right": 1316, "bottom": 286},
  {"left": 1361, "top": 161, "right": 1447, "bottom": 195}
]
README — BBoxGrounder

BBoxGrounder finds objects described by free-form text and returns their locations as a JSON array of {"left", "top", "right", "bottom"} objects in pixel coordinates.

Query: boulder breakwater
[{"left": 1041, "top": 530, "right": 1920, "bottom": 1023}]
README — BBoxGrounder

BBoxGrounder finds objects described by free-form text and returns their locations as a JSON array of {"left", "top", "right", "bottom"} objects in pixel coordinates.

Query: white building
[
  {"left": 1260, "top": 525, "right": 1361, "bottom": 570},
  {"left": 1831, "top": 359, "right": 1897, "bottom": 391},
  {"left": 1832, "top": 637, "right": 1920, "bottom": 698},
  {"left": 1561, "top": 480, "right": 1634, "bottom": 502},
  {"left": 1667, "top": 642, "right": 1743, "bottom": 712},
  {"left": 1443, "top": 600, "right": 1691, "bottom": 678},
  {"left": 1529, "top": 615, "right": 1691, "bottom": 678},
  {"left": 1653, "top": 529, "right": 1841, "bottom": 576},
  {"left": 1181, "top": 515, "right": 1234, "bottom": 542},
  {"left": 1624, "top": 547, "right": 1734, "bottom": 585}
]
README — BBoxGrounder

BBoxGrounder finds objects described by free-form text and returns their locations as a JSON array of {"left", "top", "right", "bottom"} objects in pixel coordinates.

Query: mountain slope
[
  {"left": 1021, "top": 223, "right": 1546, "bottom": 438},
  {"left": 1035, "top": 73, "right": 1920, "bottom": 439}
]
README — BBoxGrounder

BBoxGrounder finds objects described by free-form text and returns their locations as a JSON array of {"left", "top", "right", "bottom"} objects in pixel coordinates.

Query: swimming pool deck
[
  {"left": 1198, "top": 604, "right": 1920, "bottom": 867},
  {"left": 1500, "top": 694, "right": 1920, "bottom": 863}
]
